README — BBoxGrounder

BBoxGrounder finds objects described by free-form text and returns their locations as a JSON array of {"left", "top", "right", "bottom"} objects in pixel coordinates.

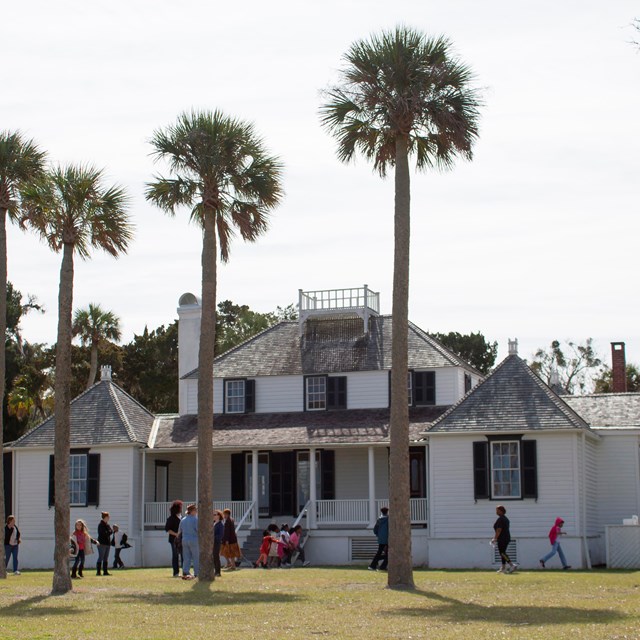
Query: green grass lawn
[{"left": 0, "top": 567, "right": 638, "bottom": 639}]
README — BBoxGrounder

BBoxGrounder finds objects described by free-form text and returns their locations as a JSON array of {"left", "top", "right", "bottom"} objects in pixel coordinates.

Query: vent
[
  {"left": 493, "top": 540, "right": 518, "bottom": 564},
  {"left": 350, "top": 538, "right": 379, "bottom": 562}
]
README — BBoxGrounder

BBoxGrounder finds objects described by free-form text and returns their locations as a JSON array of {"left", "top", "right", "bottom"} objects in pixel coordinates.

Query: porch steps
[{"left": 240, "top": 529, "right": 266, "bottom": 563}]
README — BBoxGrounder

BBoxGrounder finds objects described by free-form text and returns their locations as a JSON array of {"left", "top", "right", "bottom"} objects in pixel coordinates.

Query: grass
[{"left": 0, "top": 567, "right": 639, "bottom": 639}]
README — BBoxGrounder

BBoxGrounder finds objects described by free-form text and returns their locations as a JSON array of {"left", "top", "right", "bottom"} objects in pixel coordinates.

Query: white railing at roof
[{"left": 299, "top": 286, "right": 380, "bottom": 314}]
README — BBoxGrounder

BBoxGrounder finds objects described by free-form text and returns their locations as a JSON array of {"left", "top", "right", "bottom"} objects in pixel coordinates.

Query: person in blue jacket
[{"left": 368, "top": 507, "right": 389, "bottom": 571}]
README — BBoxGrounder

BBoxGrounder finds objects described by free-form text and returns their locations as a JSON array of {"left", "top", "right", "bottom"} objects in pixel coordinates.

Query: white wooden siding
[
  {"left": 374, "top": 447, "right": 389, "bottom": 498},
  {"left": 583, "top": 437, "right": 599, "bottom": 535},
  {"left": 429, "top": 433, "right": 580, "bottom": 539},
  {"left": 595, "top": 432, "right": 640, "bottom": 529},
  {"left": 344, "top": 371, "right": 389, "bottom": 409},
  {"left": 335, "top": 448, "right": 368, "bottom": 499},
  {"left": 212, "top": 451, "right": 231, "bottom": 500},
  {"left": 145, "top": 452, "right": 196, "bottom": 503},
  {"left": 254, "top": 375, "right": 302, "bottom": 413},
  {"left": 183, "top": 379, "right": 198, "bottom": 415}
]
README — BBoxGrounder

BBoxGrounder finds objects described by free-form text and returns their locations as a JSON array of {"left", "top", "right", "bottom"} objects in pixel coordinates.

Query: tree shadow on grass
[
  {"left": 380, "top": 589, "right": 632, "bottom": 626},
  {"left": 0, "top": 594, "right": 80, "bottom": 617}
]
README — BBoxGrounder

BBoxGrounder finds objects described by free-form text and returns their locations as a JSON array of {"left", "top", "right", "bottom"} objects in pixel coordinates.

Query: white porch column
[
  {"left": 309, "top": 447, "right": 317, "bottom": 529},
  {"left": 140, "top": 448, "right": 146, "bottom": 567},
  {"left": 251, "top": 449, "right": 259, "bottom": 529},
  {"left": 368, "top": 446, "right": 376, "bottom": 528}
]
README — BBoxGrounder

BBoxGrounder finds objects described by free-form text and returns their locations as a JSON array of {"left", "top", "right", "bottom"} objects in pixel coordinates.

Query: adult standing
[
  {"left": 179, "top": 504, "right": 199, "bottom": 579},
  {"left": 97, "top": 511, "right": 113, "bottom": 576},
  {"left": 4, "top": 515, "right": 21, "bottom": 575},
  {"left": 369, "top": 507, "right": 389, "bottom": 571},
  {"left": 164, "top": 500, "right": 183, "bottom": 578},
  {"left": 540, "top": 517, "right": 571, "bottom": 570},
  {"left": 220, "top": 508, "right": 240, "bottom": 571},
  {"left": 213, "top": 510, "right": 224, "bottom": 578},
  {"left": 492, "top": 505, "right": 516, "bottom": 574}
]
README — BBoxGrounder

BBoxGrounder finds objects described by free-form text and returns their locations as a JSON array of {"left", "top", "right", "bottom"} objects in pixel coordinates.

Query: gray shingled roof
[
  {"left": 12, "top": 380, "right": 155, "bottom": 448},
  {"left": 426, "top": 355, "right": 591, "bottom": 433},
  {"left": 563, "top": 393, "right": 640, "bottom": 428},
  {"left": 183, "top": 316, "right": 481, "bottom": 379},
  {"left": 152, "top": 406, "right": 448, "bottom": 449}
]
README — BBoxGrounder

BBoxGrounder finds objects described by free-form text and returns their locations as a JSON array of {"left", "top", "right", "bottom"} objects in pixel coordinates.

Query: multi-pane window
[
  {"left": 69, "top": 454, "right": 88, "bottom": 505},
  {"left": 226, "top": 380, "right": 245, "bottom": 413},
  {"left": 491, "top": 441, "right": 521, "bottom": 498},
  {"left": 407, "top": 372, "right": 413, "bottom": 405},
  {"left": 306, "top": 376, "right": 326, "bottom": 410},
  {"left": 464, "top": 373, "right": 472, "bottom": 393}
]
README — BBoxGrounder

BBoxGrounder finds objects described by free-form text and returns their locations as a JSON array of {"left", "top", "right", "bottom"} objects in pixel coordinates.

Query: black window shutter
[
  {"left": 425, "top": 372, "right": 436, "bottom": 404},
  {"left": 327, "top": 376, "right": 347, "bottom": 410},
  {"left": 244, "top": 379, "right": 255, "bottom": 413},
  {"left": 521, "top": 440, "right": 538, "bottom": 499},
  {"left": 87, "top": 453, "right": 101, "bottom": 506},
  {"left": 320, "top": 450, "right": 335, "bottom": 500},
  {"left": 231, "top": 453, "right": 246, "bottom": 501},
  {"left": 48, "top": 455, "right": 55, "bottom": 507},
  {"left": 473, "top": 441, "right": 490, "bottom": 499},
  {"left": 388, "top": 371, "right": 392, "bottom": 408},
  {"left": 413, "top": 372, "right": 424, "bottom": 405}
]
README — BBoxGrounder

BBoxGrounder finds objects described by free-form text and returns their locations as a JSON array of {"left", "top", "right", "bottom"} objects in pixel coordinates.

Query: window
[
  {"left": 473, "top": 439, "right": 537, "bottom": 501},
  {"left": 306, "top": 376, "right": 326, "bottom": 410},
  {"left": 491, "top": 441, "right": 521, "bottom": 498},
  {"left": 223, "top": 379, "right": 255, "bottom": 413},
  {"left": 464, "top": 373, "right": 472, "bottom": 393},
  {"left": 49, "top": 452, "right": 101, "bottom": 507},
  {"left": 413, "top": 371, "right": 436, "bottom": 405},
  {"left": 69, "top": 454, "right": 88, "bottom": 505},
  {"left": 407, "top": 372, "right": 413, "bottom": 405}
]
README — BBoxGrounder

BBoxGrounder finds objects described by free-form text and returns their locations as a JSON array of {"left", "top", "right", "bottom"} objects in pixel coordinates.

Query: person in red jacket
[
  {"left": 255, "top": 530, "right": 271, "bottom": 569},
  {"left": 539, "top": 517, "right": 571, "bottom": 569}
]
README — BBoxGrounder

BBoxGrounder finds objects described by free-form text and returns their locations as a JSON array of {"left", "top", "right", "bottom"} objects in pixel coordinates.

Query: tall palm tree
[
  {"left": 321, "top": 27, "right": 481, "bottom": 589},
  {"left": 146, "top": 110, "right": 283, "bottom": 582},
  {"left": 21, "top": 165, "right": 132, "bottom": 594},
  {"left": 0, "top": 131, "right": 46, "bottom": 580},
  {"left": 73, "top": 303, "right": 122, "bottom": 389}
]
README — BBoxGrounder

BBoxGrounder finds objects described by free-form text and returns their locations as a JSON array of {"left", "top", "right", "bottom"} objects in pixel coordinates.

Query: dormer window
[
  {"left": 305, "top": 375, "right": 347, "bottom": 411},
  {"left": 224, "top": 379, "right": 255, "bottom": 414},
  {"left": 306, "top": 376, "right": 327, "bottom": 411}
]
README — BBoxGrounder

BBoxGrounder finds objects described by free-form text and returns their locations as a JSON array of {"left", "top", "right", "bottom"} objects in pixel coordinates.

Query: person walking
[
  {"left": 179, "top": 504, "right": 199, "bottom": 579},
  {"left": 220, "top": 508, "right": 240, "bottom": 571},
  {"left": 540, "top": 517, "right": 571, "bottom": 569},
  {"left": 70, "top": 519, "right": 95, "bottom": 579},
  {"left": 213, "top": 510, "right": 224, "bottom": 577},
  {"left": 96, "top": 512, "right": 113, "bottom": 576},
  {"left": 164, "top": 500, "right": 183, "bottom": 577},
  {"left": 492, "top": 505, "right": 517, "bottom": 574},
  {"left": 4, "top": 515, "right": 21, "bottom": 575},
  {"left": 368, "top": 507, "right": 389, "bottom": 571},
  {"left": 111, "top": 524, "right": 130, "bottom": 569}
]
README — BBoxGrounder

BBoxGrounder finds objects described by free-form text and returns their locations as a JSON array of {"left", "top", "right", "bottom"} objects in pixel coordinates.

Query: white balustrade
[
  {"left": 144, "top": 500, "right": 253, "bottom": 526},
  {"left": 375, "top": 498, "right": 428, "bottom": 524},
  {"left": 316, "top": 499, "right": 369, "bottom": 525}
]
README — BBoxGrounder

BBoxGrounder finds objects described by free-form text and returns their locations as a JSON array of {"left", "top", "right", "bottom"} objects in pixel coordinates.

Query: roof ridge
[{"left": 108, "top": 383, "right": 137, "bottom": 442}]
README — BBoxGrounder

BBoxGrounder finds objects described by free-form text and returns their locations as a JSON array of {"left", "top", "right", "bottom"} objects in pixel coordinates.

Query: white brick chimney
[
  {"left": 508, "top": 338, "right": 518, "bottom": 356},
  {"left": 177, "top": 292, "right": 202, "bottom": 415},
  {"left": 100, "top": 365, "right": 112, "bottom": 381}
]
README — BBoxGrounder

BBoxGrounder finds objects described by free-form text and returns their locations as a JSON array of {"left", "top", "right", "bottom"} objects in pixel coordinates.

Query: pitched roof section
[
  {"left": 427, "top": 355, "right": 591, "bottom": 433},
  {"left": 152, "top": 406, "right": 448, "bottom": 449},
  {"left": 12, "top": 380, "right": 155, "bottom": 448},
  {"left": 563, "top": 393, "right": 640, "bottom": 428},
  {"left": 183, "top": 316, "right": 481, "bottom": 379}
]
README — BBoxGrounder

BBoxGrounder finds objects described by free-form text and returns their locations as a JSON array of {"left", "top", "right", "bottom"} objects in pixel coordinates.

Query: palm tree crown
[
  {"left": 20, "top": 164, "right": 132, "bottom": 257},
  {"left": 146, "top": 109, "right": 283, "bottom": 260},
  {"left": 320, "top": 27, "right": 481, "bottom": 175},
  {"left": 73, "top": 303, "right": 121, "bottom": 346}
]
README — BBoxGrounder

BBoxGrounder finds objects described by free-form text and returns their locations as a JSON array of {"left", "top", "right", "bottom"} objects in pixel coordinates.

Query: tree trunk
[
  {"left": 52, "top": 242, "right": 74, "bottom": 595},
  {"left": 0, "top": 207, "right": 7, "bottom": 580},
  {"left": 388, "top": 135, "right": 415, "bottom": 590},
  {"left": 197, "top": 210, "right": 216, "bottom": 582},
  {"left": 86, "top": 343, "right": 98, "bottom": 389}
]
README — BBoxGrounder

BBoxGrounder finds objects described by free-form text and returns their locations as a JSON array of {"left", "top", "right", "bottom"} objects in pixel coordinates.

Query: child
[
  {"left": 111, "top": 524, "right": 131, "bottom": 569},
  {"left": 70, "top": 520, "right": 95, "bottom": 579},
  {"left": 539, "top": 517, "right": 571, "bottom": 570},
  {"left": 255, "top": 530, "right": 271, "bottom": 569}
]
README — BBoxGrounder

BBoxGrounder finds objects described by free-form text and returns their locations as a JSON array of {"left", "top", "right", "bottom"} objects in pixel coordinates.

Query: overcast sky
[{"left": 3, "top": 1, "right": 640, "bottom": 371}]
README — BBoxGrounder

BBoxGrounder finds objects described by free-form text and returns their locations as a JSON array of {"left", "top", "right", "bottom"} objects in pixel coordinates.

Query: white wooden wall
[{"left": 335, "top": 448, "right": 369, "bottom": 499}]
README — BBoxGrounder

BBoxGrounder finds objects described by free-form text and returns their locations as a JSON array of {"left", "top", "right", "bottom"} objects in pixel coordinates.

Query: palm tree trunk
[
  {"left": 388, "top": 134, "right": 415, "bottom": 590},
  {"left": 87, "top": 343, "right": 98, "bottom": 389},
  {"left": 52, "top": 242, "right": 74, "bottom": 594},
  {"left": 0, "top": 207, "right": 7, "bottom": 580},
  {"left": 197, "top": 210, "right": 216, "bottom": 581}
]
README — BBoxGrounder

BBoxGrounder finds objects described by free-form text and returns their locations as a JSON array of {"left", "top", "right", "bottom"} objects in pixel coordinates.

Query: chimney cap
[
  {"left": 508, "top": 338, "right": 518, "bottom": 356},
  {"left": 100, "top": 365, "right": 112, "bottom": 381}
]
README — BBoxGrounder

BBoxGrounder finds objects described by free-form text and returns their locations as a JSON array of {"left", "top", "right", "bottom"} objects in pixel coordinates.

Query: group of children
[
  {"left": 69, "top": 511, "right": 131, "bottom": 579},
  {"left": 255, "top": 523, "right": 310, "bottom": 569}
]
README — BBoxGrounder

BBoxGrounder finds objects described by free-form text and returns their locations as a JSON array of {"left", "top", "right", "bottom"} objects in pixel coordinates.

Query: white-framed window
[
  {"left": 69, "top": 454, "right": 88, "bottom": 506},
  {"left": 491, "top": 441, "right": 521, "bottom": 498},
  {"left": 306, "top": 376, "right": 326, "bottom": 410},
  {"left": 407, "top": 372, "right": 413, "bottom": 405},
  {"left": 225, "top": 379, "right": 245, "bottom": 413}
]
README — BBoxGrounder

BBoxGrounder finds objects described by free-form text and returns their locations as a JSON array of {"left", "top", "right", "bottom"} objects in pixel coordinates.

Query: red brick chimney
[{"left": 611, "top": 342, "right": 627, "bottom": 393}]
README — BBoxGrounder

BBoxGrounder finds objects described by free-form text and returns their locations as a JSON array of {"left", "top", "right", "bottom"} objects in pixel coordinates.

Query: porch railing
[
  {"left": 315, "top": 498, "right": 428, "bottom": 526},
  {"left": 144, "top": 500, "right": 253, "bottom": 527},
  {"left": 234, "top": 501, "right": 255, "bottom": 532},
  {"left": 376, "top": 498, "right": 428, "bottom": 524}
]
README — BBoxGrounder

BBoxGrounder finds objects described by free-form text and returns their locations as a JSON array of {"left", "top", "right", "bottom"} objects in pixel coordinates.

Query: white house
[{"left": 5, "top": 287, "right": 640, "bottom": 569}]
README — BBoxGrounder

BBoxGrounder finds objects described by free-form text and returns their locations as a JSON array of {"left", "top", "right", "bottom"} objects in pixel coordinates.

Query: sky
[{"left": 3, "top": 1, "right": 640, "bottom": 371}]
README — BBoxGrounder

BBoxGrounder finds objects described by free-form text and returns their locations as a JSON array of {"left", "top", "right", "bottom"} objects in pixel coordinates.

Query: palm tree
[
  {"left": 21, "top": 165, "right": 132, "bottom": 594},
  {"left": 146, "top": 109, "right": 283, "bottom": 582},
  {"left": 321, "top": 27, "right": 481, "bottom": 589},
  {"left": 73, "top": 303, "right": 122, "bottom": 389},
  {"left": 0, "top": 131, "right": 46, "bottom": 580}
]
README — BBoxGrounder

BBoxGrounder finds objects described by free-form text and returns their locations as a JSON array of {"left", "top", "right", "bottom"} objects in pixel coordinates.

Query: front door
[
  {"left": 296, "top": 451, "right": 321, "bottom": 512},
  {"left": 270, "top": 451, "right": 296, "bottom": 517},
  {"left": 246, "top": 452, "right": 270, "bottom": 517},
  {"left": 409, "top": 447, "right": 426, "bottom": 499}
]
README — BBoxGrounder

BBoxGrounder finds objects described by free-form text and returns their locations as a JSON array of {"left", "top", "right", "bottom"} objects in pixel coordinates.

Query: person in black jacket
[
  {"left": 492, "top": 505, "right": 516, "bottom": 574},
  {"left": 96, "top": 512, "right": 113, "bottom": 576},
  {"left": 4, "top": 515, "right": 21, "bottom": 575},
  {"left": 213, "top": 510, "right": 224, "bottom": 577},
  {"left": 165, "top": 500, "right": 183, "bottom": 577}
]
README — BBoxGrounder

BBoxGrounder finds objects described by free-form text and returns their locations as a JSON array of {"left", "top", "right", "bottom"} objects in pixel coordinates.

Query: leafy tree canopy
[
  {"left": 430, "top": 331, "right": 497, "bottom": 375},
  {"left": 594, "top": 364, "right": 640, "bottom": 393},
  {"left": 530, "top": 338, "right": 604, "bottom": 395}
]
